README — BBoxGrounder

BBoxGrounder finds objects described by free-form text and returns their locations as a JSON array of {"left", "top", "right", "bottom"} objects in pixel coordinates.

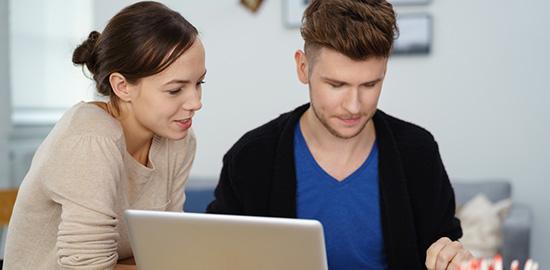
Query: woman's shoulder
[{"left": 56, "top": 102, "right": 124, "bottom": 140}]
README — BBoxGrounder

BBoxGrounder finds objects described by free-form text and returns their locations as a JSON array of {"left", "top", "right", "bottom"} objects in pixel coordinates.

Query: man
[{"left": 208, "top": 0, "right": 472, "bottom": 269}]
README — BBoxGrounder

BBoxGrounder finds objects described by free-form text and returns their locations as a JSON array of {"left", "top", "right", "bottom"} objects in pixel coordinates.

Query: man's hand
[{"left": 426, "top": 237, "right": 474, "bottom": 270}]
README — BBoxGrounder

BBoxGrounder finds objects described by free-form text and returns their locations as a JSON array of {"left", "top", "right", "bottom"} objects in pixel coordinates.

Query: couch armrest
[{"left": 501, "top": 203, "right": 532, "bottom": 268}]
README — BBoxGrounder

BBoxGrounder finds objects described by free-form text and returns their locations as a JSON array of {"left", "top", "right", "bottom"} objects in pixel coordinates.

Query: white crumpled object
[{"left": 456, "top": 194, "right": 512, "bottom": 258}]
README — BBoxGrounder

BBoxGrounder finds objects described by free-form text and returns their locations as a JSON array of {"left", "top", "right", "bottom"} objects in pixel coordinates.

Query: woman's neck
[{"left": 94, "top": 101, "right": 154, "bottom": 166}]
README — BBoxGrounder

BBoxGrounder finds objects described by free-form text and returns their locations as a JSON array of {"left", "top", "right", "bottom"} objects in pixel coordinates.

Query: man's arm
[
  {"left": 425, "top": 142, "right": 473, "bottom": 269},
  {"left": 206, "top": 154, "right": 244, "bottom": 214},
  {"left": 431, "top": 142, "right": 463, "bottom": 240}
]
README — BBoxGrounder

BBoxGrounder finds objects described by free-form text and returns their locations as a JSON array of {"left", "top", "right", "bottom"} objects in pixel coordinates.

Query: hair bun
[{"left": 72, "top": 31, "right": 100, "bottom": 73}]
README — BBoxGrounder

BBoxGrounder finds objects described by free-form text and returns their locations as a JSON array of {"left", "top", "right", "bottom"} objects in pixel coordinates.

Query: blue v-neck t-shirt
[{"left": 294, "top": 124, "right": 387, "bottom": 270}]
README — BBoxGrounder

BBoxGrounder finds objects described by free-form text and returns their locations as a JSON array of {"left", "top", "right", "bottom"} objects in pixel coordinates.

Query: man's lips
[{"left": 338, "top": 116, "right": 361, "bottom": 125}]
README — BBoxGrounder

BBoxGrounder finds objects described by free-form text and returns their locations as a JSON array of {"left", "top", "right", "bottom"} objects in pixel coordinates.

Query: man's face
[{"left": 295, "top": 47, "right": 388, "bottom": 139}]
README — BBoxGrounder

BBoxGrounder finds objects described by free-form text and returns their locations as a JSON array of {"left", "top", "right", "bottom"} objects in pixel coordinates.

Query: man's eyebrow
[{"left": 320, "top": 76, "right": 383, "bottom": 85}]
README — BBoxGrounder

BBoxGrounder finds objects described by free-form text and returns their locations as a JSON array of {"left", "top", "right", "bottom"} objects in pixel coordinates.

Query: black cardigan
[{"left": 207, "top": 104, "right": 462, "bottom": 269}]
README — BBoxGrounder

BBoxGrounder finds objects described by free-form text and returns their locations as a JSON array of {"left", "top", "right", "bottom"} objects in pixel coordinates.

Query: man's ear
[
  {"left": 294, "top": 50, "right": 309, "bottom": 84},
  {"left": 109, "top": 72, "right": 132, "bottom": 102}
]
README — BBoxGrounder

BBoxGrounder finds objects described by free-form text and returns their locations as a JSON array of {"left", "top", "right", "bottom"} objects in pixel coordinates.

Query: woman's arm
[
  {"left": 115, "top": 265, "right": 137, "bottom": 270},
  {"left": 116, "top": 257, "right": 136, "bottom": 270},
  {"left": 44, "top": 136, "right": 125, "bottom": 269}
]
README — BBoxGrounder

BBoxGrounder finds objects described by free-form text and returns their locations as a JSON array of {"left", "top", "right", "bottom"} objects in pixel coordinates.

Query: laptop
[{"left": 124, "top": 209, "right": 328, "bottom": 270}]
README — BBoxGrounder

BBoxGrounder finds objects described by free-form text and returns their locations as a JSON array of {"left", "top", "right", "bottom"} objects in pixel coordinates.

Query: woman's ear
[{"left": 109, "top": 72, "right": 132, "bottom": 102}]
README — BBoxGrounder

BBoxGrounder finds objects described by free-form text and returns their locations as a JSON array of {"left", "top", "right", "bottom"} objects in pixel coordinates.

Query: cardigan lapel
[
  {"left": 374, "top": 110, "right": 421, "bottom": 269},
  {"left": 268, "top": 104, "right": 310, "bottom": 218}
]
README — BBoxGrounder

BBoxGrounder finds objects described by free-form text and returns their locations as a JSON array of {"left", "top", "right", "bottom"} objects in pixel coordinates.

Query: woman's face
[{"left": 128, "top": 39, "right": 206, "bottom": 140}]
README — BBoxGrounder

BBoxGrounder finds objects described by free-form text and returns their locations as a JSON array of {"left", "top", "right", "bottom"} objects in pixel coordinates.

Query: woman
[{"left": 4, "top": 2, "right": 205, "bottom": 269}]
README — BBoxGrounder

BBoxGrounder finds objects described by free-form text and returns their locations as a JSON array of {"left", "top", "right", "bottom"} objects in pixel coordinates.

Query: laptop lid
[{"left": 124, "top": 209, "right": 328, "bottom": 270}]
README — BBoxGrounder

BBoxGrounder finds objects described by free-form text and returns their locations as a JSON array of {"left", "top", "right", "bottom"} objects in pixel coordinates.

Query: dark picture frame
[{"left": 393, "top": 14, "right": 433, "bottom": 55}]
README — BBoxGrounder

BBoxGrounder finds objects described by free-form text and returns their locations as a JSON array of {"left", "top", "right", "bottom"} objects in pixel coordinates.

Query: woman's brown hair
[{"left": 72, "top": 1, "right": 198, "bottom": 112}]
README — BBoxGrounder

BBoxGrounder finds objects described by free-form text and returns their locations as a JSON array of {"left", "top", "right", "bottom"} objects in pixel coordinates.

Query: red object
[{"left": 470, "top": 259, "right": 481, "bottom": 270}]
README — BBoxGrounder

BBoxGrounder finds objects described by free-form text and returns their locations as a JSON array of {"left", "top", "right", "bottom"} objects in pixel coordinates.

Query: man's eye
[{"left": 168, "top": 89, "right": 181, "bottom": 95}]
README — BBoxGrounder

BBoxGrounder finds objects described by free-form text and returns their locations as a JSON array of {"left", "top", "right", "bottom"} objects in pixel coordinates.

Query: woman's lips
[{"left": 175, "top": 118, "right": 192, "bottom": 130}]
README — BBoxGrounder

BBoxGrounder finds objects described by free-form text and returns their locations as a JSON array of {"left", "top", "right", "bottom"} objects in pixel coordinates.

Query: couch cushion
[
  {"left": 184, "top": 189, "right": 215, "bottom": 213},
  {"left": 184, "top": 178, "right": 217, "bottom": 213},
  {"left": 452, "top": 180, "right": 511, "bottom": 206}
]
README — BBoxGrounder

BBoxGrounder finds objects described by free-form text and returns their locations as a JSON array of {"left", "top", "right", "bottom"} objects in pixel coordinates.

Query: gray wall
[
  {"left": 93, "top": 0, "right": 550, "bottom": 267},
  {"left": 0, "top": 0, "right": 11, "bottom": 187}
]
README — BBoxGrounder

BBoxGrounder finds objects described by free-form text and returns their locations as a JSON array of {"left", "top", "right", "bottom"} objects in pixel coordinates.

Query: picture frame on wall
[
  {"left": 388, "top": 0, "right": 431, "bottom": 5},
  {"left": 240, "top": 0, "right": 264, "bottom": 13},
  {"left": 283, "top": 0, "right": 309, "bottom": 28},
  {"left": 393, "top": 14, "right": 432, "bottom": 55}
]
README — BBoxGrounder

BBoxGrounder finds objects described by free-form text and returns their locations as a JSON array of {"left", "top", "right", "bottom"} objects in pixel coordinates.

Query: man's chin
[
  {"left": 334, "top": 131, "right": 362, "bottom": 139},
  {"left": 326, "top": 125, "right": 364, "bottom": 139},
  {"left": 326, "top": 118, "right": 373, "bottom": 139}
]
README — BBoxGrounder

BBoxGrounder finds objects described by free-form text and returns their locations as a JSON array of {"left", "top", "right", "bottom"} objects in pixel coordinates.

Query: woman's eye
[{"left": 197, "top": 80, "right": 205, "bottom": 86}]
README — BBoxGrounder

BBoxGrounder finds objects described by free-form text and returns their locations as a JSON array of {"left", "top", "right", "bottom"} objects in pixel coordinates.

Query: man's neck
[
  {"left": 300, "top": 108, "right": 375, "bottom": 156},
  {"left": 299, "top": 108, "right": 376, "bottom": 180}
]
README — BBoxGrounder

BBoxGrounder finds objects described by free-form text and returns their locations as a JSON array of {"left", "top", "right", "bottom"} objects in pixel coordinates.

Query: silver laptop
[{"left": 124, "top": 209, "right": 328, "bottom": 270}]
